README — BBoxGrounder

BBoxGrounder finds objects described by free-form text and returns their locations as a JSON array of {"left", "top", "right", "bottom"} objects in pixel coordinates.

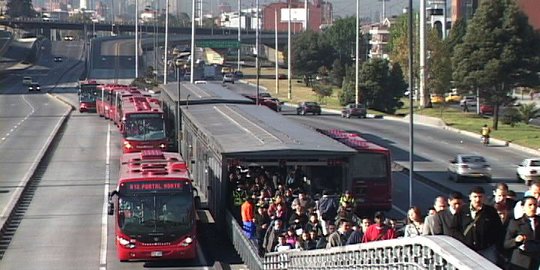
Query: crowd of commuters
[{"left": 228, "top": 164, "right": 540, "bottom": 270}]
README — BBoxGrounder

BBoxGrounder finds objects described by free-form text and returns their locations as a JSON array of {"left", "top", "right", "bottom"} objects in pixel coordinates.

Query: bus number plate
[{"left": 151, "top": 251, "right": 163, "bottom": 257}]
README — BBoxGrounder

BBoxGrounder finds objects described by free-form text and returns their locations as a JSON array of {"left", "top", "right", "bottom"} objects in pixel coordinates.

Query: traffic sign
[{"left": 195, "top": 40, "right": 239, "bottom": 48}]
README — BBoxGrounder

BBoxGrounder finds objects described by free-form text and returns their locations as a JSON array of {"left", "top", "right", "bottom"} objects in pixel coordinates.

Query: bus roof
[
  {"left": 97, "top": 84, "right": 131, "bottom": 92},
  {"left": 119, "top": 150, "right": 190, "bottom": 181},
  {"left": 181, "top": 104, "right": 356, "bottom": 157},
  {"left": 319, "top": 129, "right": 390, "bottom": 153},
  {"left": 121, "top": 94, "right": 163, "bottom": 115},
  {"left": 160, "top": 82, "right": 253, "bottom": 105}
]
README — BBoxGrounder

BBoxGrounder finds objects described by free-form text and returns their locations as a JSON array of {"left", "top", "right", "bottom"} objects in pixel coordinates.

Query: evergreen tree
[
  {"left": 427, "top": 28, "right": 452, "bottom": 97},
  {"left": 452, "top": 0, "right": 540, "bottom": 129},
  {"left": 358, "top": 58, "right": 406, "bottom": 113},
  {"left": 6, "top": 0, "right": 36, "bottom": 18}
]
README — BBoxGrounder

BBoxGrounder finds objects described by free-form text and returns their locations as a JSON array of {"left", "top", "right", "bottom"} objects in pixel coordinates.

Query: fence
[{"left": 225, "top": 210, "right": 500, "bottom": 270}]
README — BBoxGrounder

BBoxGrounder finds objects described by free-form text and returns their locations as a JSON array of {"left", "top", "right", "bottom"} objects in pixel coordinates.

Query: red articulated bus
[
  {"left": 78, "top": 80, "right": 100, "bottom": 112},
  {"left": 318, "top": 129, "right": 393, "bottom": 214},
  {"left": 108, "top": 150, "right": 199, "bottom": 262},
  {"left": 96, "top": 84, "right": 130, "bottom": 119},
  {"left": 117, "top": 91, "right": 167, "bottom": 153}
]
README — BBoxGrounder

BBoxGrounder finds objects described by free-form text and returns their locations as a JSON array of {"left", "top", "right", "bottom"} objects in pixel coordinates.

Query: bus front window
[
  {"left": 118, "top": 194, "right": 193, "bottom": 237},
  {"left": 124, "top": 116, "right": 166, "bottom": 141}
]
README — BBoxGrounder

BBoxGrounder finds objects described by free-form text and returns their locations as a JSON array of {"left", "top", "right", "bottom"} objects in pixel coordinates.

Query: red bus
[
  {"left": 108, "top": 150, "right": 199, "bottom": 261},
  {"left": 117, "top": 93, "right": 167, "bottom": 153},
  {"left": 78, "top": 80, "right": 100, "bottom": 112},
  {"left": 111, "top": 88, "right": 151, "bottom": 127},
  {"left": 96, "top": 84, "right": 130, "bottom": 119},
  {"left": 318, "top": 129, "right": 392, "bottom": 214}
]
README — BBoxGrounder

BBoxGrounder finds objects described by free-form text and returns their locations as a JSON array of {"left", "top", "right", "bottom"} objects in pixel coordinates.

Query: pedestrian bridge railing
[{"left": 225, "top": 211, "right": 499, "bottom": 270}]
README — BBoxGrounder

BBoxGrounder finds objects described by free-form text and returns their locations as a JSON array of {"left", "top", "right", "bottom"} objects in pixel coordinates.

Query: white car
[
  {"left": 447, "top": 154, "right": 492, "bottom": 182},
  {"left": 222, "top": 73, "right": 234, "bottom": 84},
  {"left": 460, "top": 96, "right": 477, "bottom": 107},
  {"left": 516, "top": 158, "right": 540, "bottom": 186}
]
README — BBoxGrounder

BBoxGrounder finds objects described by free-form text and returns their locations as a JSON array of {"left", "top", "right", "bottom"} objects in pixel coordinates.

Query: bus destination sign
[{"left": 121, "top": 181, "right": 188, "bottom": 192}]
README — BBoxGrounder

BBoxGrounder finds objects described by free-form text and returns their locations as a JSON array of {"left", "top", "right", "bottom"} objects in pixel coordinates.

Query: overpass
[{"left": 0, "top": 18, "right": 290, "bottom": 46}]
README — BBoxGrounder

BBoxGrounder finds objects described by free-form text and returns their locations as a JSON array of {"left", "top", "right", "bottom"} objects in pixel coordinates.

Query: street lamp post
[
  {"left": 190, "top": 0, "right": 195, "bottom": 83},
  {"left": 255, "top": 0, "right": 260, "bottom": 105},
  {"left": 177, "top": 66, "right": 182, "bottom": 153},
  {"left": 164, "top": 0, "right": 169, "bottom": 85},
  {"left": 407, "top": 0, "right": 414, "bottom": 208},
  {"left": 237, "top": 0, "right": 242, "bottom": 72},
  {"left": 135, "top": 0, "right": 139, "bottom": 78},
  {"left": 355, "top": 0, "right": 359, "bottom": 106},
  {"left": 287, "top": 0, "right": 292, "bottom": 99}
]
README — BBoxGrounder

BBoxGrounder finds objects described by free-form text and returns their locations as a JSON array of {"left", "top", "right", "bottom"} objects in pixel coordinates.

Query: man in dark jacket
[
  {"left": 454, "top": 186, "right": 503, "bottom": 264},
  {"left": 433, "top": 191, "right": 464, "bottom": 239},
  {"left": 317, "top": 190, "right": 338, "bottom": 233},
  {"left": 504, "top": 196, "right": 540, "bottom": 270}
]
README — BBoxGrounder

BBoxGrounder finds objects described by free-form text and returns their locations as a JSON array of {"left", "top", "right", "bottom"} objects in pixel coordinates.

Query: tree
[
  {"left": 452, "top": 0, "right": 540, "bottom": 129},
  {"left": 426, "top": 28, "right": 452, "bottom": 98},
  {"left": 388, "top": 14, "right": 416, "bottom": 83},
  {"left": 517, "top": 103, "right": 540, "bottom": 124},
  {"left": 290, "top": 30, "right": 334, "bottom": 76},
  {"left": 339, "top": 65, "right": 356, "bottom": 105},
  {"left": 321, "top": 17, "right": 358, "bottom": 66},
  {"left": 358, "top": 58, "right": 406, "bottom": 113},
  {"left": 444, "top": 18, "right": 467, "bottom": 55},
  {"left": 6, "top": 0, "right": 36, "bottom": 18}
]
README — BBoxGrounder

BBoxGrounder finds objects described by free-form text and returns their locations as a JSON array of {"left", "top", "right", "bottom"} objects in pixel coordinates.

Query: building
[
  {"left": 362, "top": 17, "right": 396, "bottom": 60},
  {"left": 262, "top": 0, "right": 332, "bottom": 32},
  {"left": 452, "top": 0, "right": 540, "bottom": 30}
]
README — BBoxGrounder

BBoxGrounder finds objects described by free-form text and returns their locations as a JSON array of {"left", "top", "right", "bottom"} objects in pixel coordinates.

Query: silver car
[{"left": 448, "top": 154, "right": 492, "bottom": 182}]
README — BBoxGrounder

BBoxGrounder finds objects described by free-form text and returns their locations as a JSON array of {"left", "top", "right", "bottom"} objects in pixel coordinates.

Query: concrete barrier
[{"left": 402, "top": 114, "right": 447, "bottom": 127}]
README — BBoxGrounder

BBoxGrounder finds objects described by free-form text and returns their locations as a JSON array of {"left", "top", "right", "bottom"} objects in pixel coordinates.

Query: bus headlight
[
  {"left": 180, "top": 237, "right": 193, "bottom": 246},
  {"left": 123, "top": 141, "right": 133, "bottom": 149},
  {"left": 159, "top": 143, "right": 166, "bottom": 149},
  {"left": 117, "top": 236, "right": 136, "bottom": 249}
]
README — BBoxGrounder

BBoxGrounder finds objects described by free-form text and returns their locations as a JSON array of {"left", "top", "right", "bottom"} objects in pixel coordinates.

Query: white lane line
[
  {"left": 99, "top": 123, "right": 111, "bottom": 270},
  {"left": 1, "top": 96, "right": 36, "bottom": 143}
]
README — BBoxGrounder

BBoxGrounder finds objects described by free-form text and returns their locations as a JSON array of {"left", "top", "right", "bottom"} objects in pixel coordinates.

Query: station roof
[
  {"left": 160, "top": 82, "right": 254, "bottom": 105},
  {"left": 181, "top": 104, "right": 357, "bottom": 158}
]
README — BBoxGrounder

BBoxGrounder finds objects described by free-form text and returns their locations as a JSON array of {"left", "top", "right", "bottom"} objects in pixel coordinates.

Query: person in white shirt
[{"left": 514, "top": 181, "right": 540, "bottom": 218}]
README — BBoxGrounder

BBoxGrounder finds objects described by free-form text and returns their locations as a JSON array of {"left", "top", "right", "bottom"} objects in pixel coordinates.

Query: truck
[{"left": 203, "top": 65, "right": 216, "bottom": 79}]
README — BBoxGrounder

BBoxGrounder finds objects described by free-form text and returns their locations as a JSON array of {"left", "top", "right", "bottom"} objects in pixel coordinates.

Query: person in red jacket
[
  {"left": 362, "top": 211, "right": 397, "bottom": 243},
  {"left": 241, "top": 195, "right": 256, "bottom": 239}
]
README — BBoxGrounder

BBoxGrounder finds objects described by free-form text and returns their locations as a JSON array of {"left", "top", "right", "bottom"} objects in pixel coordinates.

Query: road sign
[{"left": 195, "top": 40, "right": 239, "bottom": 49}]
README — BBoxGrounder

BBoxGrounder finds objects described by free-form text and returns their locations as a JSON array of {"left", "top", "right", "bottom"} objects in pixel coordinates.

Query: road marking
[
  {"left": 1, "top": 96, "right": 35, "bottom": 144},
  {"left": 99, "top": 123, "right": 111, "bottom": 270}
]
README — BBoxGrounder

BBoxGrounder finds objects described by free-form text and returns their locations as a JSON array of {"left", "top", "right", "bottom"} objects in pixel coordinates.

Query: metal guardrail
[
  {"left": 224, "top": 208, "right": 500, "bottom": 270},
  {"left": 263, "top": 236, "right": 500, "bottom": 270},
  {"left": 225, "top": 210, "right": 263, "bottom": 270}
]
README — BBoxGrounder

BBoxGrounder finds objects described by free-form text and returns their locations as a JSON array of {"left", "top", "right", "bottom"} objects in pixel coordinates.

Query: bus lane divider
[{"left": 99, "top": 123, "right": 111, "bottom": 270}]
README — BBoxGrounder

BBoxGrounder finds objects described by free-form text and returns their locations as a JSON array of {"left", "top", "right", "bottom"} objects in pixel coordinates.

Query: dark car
[
  {"left": 28, "top": 82, "right": 40, "bottom": 92},
  {"left": 260, "top": 98, "right": 282, "bottom": 112},
  {"left": 341, "top": 103, "right": 367, "bottom": 118},
  {"left": 480, "top": 104, "right": 494, "bottom": 115},
  {"left": 53, "top": 56, "right": 63, "bottom": 62},
  {"left": 296, "top": 101, "right": 321, "bottom": 115}
]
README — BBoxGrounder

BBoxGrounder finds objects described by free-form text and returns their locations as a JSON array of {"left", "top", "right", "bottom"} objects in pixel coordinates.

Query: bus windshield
[
  {"left": 124, "top": 114, "right": 166, "bottom": 141},
  {"left": 118, "top": 193, "right": 194, "bottom": 237},
  {"left": 79, "top": 86, "right": 98, "bottom": 102}
]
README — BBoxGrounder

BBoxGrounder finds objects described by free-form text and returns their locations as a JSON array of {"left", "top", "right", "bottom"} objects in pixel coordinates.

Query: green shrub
[{"left": 501, "top": 107, "right": 522, "bottom": 127}]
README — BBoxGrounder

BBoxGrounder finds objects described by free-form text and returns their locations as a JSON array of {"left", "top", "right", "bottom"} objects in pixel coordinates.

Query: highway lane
[{"left": 224, "top": 82, "right": 533, "bottom": 215}]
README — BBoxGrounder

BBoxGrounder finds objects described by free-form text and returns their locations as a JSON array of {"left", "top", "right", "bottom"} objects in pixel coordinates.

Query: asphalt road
[{"left": 225, "top": 82, "right": 533, "bottom": 217}]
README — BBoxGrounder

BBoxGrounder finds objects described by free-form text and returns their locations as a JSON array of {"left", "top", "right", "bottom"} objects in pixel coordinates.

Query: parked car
[
  {"left": 460, "top": 96, "right": 477, "bottom": 107},
  {"left": 516, "top": 158, "right": 540, "bottom": 186},
  {"left": 53, "top": 56, "right": 63, "bottom": 62},
  {"left": 22, "top": 76, "right": 32, "bottom": 85},
  {"left": 222, "top": 73, "right": 235, "bottom": 84},
  {"left": 296, "top": 101, "right": 321, "bottom": 115},
  {"left": 447, "top": 154, "right": 492, "bottom": 182},
  {"left": 234, "top": 70, "right": 244, "bottom": 78},
  {"left": 480, "top": 104, "right": 494, "bottom": 115},
  {"left": 445, "top": 93, "right": 462, "bottom": 103},
  {"left": 28, "top": 82, "right": 40, "bottom": 92},
  {"left": 341, "top": 103, "right": 367, "bottom": 118},
  {"left": 430, "top": 94, "right": 444, "bottom": 104}
]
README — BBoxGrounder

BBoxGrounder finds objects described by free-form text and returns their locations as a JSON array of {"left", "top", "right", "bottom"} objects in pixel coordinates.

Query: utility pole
[
  {"left": 355, "top": 0, "right": 359, "bottom": 106},
  {"left": 135, "top": 0, "right": 139, "bottom": 78},
  {"left": 287, "top": 0, "right": 292, "bottom": 100},
  {"left": 275, "top": 9, "right": 279, "bottom": 95},
  {"left": 407, "top": 0, "right": 414, "bottom": 208},
  {"left": 237, "top": 0, "right": 242, "bottom": 71},
  {"left": 164, "top": 0, "right": 169, "bottom": 84},
  {"left": 190, "top": 0, "right": 195, "bottom": 83},
  {"left": 419, "top": 0, "right": 426, "bottom": 108},
  {"left": 255, "top": 0, "right": 260, "bottom": 105}
]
